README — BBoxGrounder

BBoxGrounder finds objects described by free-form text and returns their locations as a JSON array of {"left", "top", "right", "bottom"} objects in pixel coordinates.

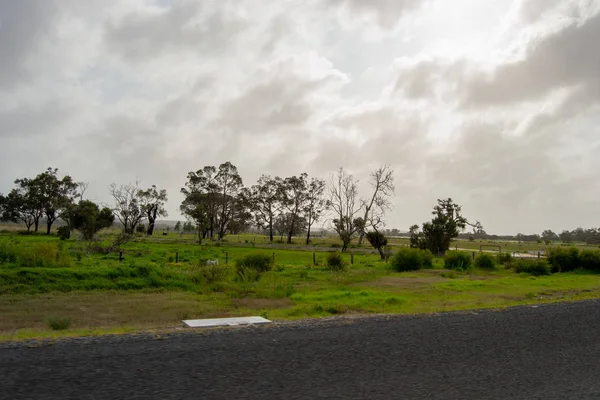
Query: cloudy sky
[{"left": 1, "top": 0, "right": 599, "bottom": 235}]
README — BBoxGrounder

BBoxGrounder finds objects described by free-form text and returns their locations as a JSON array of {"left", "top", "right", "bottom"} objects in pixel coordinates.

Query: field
[{"left": 1, "top": 227, "right": 600, "bottom": 341}]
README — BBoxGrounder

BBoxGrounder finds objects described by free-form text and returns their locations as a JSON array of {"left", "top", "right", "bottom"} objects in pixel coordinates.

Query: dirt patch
[
  {"left": 232, "top": 298, "right": 294, "bottom": 309},
  {"left": 359, "top": 275, "right": 444, "bottom": 289}
]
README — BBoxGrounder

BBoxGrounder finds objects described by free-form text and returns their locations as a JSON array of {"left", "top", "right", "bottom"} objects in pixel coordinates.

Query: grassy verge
[
  {"left": 3, "top": 269, "right": 600, "bottom": 341},
  {"left": 2, "top": 232, "right": 600, "bottom": 341}
]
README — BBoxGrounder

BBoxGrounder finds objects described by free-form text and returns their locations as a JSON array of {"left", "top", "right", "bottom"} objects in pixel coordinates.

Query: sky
[{"left": 1, "top": 0, "right": 599, "bottom": 235}]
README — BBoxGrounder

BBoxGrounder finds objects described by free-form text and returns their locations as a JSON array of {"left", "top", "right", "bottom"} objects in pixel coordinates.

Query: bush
[
  {"left": 236, "top": 253, "right": 272, "bottom": 273},
  {"left": 327, "top": 252, "right": 345, "bottom": 271},
  {"left": 579, "top": 250, "right": 600, "bottom": 272},
  {"left": 57, "top": 226, "right": 70, "bottom": 240},
  {"left": 444, "top": 251, "right": 472, "bottom": 271},
  {"left": 48, "top": 317, "right": 71, "bottom": 331},
  {"left": 390, "top": 248, "right": 430, "bottom": 272},
  {"left": 512, "top": 259, "right": 551, "bottom": 276},
  {"left": 547, "top": 247, "right": 580, "bottom": 273},
  {"left": 136, "top": 224, "right": 146, "bottom": 233},
  {"left": 497, "top": 252, "right": 513, "bottom": 265},
  {"left": 421, "top": 249, "right": 434, "bottom": 268},
  {"left": 474, "top": 253, "right": 496, "bottom": 270}
]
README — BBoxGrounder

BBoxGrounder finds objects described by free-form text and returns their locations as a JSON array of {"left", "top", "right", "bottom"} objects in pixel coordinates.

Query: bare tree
[
  {"left": 328, "top": 167, "right": 361, "bottom": 251},
  {"left": 357, "top": 165, "right": 395, "bottom": 245},
  {"left": 77, "top": 182, "right": 89, "bottom": 202},
  {"left": 304, "top": 177, "right": 327, "bottom": 245},
  {"left": 109, "top": 181, "right": 144, "bottom": 234}
]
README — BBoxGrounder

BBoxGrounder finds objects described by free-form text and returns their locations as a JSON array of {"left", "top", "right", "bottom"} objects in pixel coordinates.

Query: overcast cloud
[{"left": 1, "top": 0, "right": 599, "bottom": 234}]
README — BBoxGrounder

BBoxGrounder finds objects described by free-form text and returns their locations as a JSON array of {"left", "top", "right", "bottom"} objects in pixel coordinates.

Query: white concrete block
[{"left": 183, "top": 316, "right": 271, "bottom": 328}]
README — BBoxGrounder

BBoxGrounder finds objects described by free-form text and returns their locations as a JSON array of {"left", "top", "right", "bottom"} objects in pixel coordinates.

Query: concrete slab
[{"left": 183, "top": 316, "right": 272, "bottom": 328}]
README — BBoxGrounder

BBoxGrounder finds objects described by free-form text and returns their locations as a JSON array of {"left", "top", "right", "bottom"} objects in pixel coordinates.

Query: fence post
[
  {"left": 538, "top": 252, "right": 540, "bottom": 259},
  {"left": 119, "top": 252, "right": 124, "bottom": 263},
  {"left": 313, "top": 252, "right": 316, "bottom": 266},
  {"left": 472, "top": 252, "right": 475, "bottom": 260},
  {"left": 351, "top": 252, "right": 354, "bottom": 265},
  {"left": 272, "top": 252, "right": 275, "bottom": 266},
  {"left": 175, "top": 252, "right": 178, "bottom": 264},
  {"left": 226, "top": 252, "right": 229, "bottom": 264}
]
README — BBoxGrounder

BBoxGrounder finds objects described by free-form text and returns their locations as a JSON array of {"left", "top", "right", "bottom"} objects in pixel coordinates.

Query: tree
[
  {"left": 33, "top": 168, "right": 79, "bottom": 235},
  {"left": 70, "top": 200, "right": 115, "bottom": 240},
  {"left": 244, "top": 175, "right": 282, "bottom": 243},
  {"left": 366, "top": 231, "right": 388, "bottom": 259},
  {"left": 412, "top": 198, "right": 468, "bottom": 255},
  {"left": 2, "top": 181, "right": 43, "bottom": 232},
  {"left": 357, "top": 165, "right": 395, "bottom": 245},
  {"left": 181, "top": 162, "right": 244, "bottom": 240},
  {"left": 174, "top": 221, "right": 181, "bottom": 232},
  {"left": 138, "top": 185, "right": 168, "bottom": 235},
  {"left": 279, "top": 173, "right": 308, "bottom": 244},
  {"left": 409, "top": 224, "right": 426, "bottom": 249},
  {"left": 303, "top": 177, "right": 327, "bottom": 245},
  {"left": 182, "top": 221, "right": 196, "bottom": 233},
  {"left": 559, "top": 230, "right": 573, "bottom": 243},
  {"left": 180, "top": 193, "right": 211, "bottom": 244},
  {"left": 109, "top": 182, "right": 144, "bottom": 234},
  {"left": 214, "top": 162, "right": 244, "bottom": 239},
  {"left": 274, "top": 213, "right": 307, "bottom": 242},
  {"left": 328, "top": 168, "right": 361, "bottom": 251},
  {"left": 0, "top": 193, "right": 5, "bottom": 220},
  {"left": 541, "top": 229, "right": 559, "bottom": 245}
]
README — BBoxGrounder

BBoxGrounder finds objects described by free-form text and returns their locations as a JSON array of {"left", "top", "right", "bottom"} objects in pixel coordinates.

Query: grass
[{"left": 2, "top": 229, "right": 600, "bottom": 341}]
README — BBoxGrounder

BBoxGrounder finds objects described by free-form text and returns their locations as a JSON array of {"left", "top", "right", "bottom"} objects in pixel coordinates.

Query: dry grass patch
[
  {"left": 0, "top": 291, "right": 235, "bottom": 334},
  {"left": 359, "top": 274, "right": 445, "bottom": 289},
  {"left": 232, "top": 298, "right": 294, "bottom": 309}
]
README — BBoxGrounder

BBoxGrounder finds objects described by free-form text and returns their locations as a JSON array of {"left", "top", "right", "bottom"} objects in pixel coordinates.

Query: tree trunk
[
  {"left": 147, "top": 207, "right": 157, "bottom": 236},
  {"left": 268, "top": 219, "right": 273, "bottom": 243},
  {"left": 357, "top": 232, "right": 365, "bottom": 245},
  {"left": 147, "top": 219, "right": 155, "bottom": 235},
  {"left": 46, "top": 220, "right": 52, "bottom": 235},
  {"left": 34, "top": 218, "right": 39, "bottom": 232},
  {"left": 305, "top": 226, "right": 311, "bottom": 245},
  {"left": 377, "top": 247, "right": 384, "bottom": 260}
]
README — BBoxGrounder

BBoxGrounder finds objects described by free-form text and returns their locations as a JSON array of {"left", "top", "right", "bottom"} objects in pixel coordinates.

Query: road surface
[{"left": 2, "top": 301, "right": 600, "bottom": 399}]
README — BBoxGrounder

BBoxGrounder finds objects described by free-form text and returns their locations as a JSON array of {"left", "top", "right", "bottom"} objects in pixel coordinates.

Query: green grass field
[{"left": 1, "top": 228, "right": 600, "bottom": 341}]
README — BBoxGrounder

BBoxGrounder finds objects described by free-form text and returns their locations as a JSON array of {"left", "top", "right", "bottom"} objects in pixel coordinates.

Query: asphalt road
[{"left": 3, "top": 301, "right": 600, "bottom": 400}]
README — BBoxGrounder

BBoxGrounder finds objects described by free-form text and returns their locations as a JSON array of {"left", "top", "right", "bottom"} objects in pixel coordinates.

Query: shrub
[
  {"left": 199, "top": 263, "right": 228, "bottom": 284},
  {"left": 547, "top": 247, "right": 580, "bottom": 273},
  {"left": 579, "top": 250, "right": 600, "bottom": 272},
  {"left": 421, "top": 249, "right": 434, "bottom": 268},
  {"left": 327, "top": 252, "right": 345, "bottom": 271},
  {"left": 474, "top": 253, "right": 496, "bottom": 270},
  {"left": 236, "top": 253, "right": 272, "bottom": 273},
  {"left": 444, "top": 251, "right": 472, "bottom": 271},
  {"left": 136, "top": 224, "right": 146, "bottom": 233},
  {"left": 390, "top": 248, "right": 429, "bottom": 272},
  {"left": 496, "top": 252, "right": 513, "bottom": 265},
  {"left": 57, "top": 226, "right": 70, "bottom": 240},
  {"left": 48, "top": 317, "right": 71, "bottom": 331},
  {"left": 512, "top": 259, "right": 551, "bottom": 276}
]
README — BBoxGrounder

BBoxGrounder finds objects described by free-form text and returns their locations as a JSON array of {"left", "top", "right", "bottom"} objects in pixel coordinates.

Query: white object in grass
[{"left": 183, "top": 316, "right": 271, "bottom": 328}]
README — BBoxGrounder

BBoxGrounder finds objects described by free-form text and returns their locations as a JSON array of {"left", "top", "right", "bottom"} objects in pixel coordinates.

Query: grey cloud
[
  {"left": 463, "top": 10, "right": 600, "bottom": 107},
  {"left": 0, "top": 0, "right": 58, "bottom": 89},
  {"left": 0, "top": 101, "right": 76, "bottom": 138},
  {"left": 103, "top": 1, "right": 249, "bottom": 62},
  {"left": 211, "top": 72, "right": 340, "bottom": 135}
]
